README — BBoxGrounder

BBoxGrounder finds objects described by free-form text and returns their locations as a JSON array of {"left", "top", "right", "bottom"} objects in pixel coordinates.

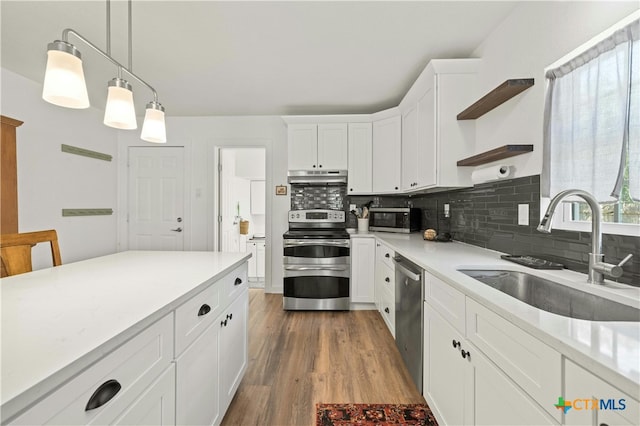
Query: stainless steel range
[{"left": 283, "top": 209, "right": 350, "bottom": 310}]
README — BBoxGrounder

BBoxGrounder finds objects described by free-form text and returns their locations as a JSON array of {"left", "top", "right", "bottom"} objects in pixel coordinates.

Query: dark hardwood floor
[{"left": 221, "top": 289, "right": 425, "bottom": 426}]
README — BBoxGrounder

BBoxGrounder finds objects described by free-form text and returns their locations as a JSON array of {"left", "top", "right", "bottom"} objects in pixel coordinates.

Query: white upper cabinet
[
  {"left": 287, "top": 123, "right": 348, "bottom": 170},
  {"left": 401, "top": 105, "right": 418, "bottom": 190},
  {"left": 287, "top": 124, "right": 318, "bottom": 170},
  {"left": 372, "top": 114, "right": 402, "bottom": 194},
  {"left": 317, "top": 123, "right": 348, "bottom": 169},
  {"left": 399, "top": 59, "right": 479, "bottom": 191},
  {"left": 347, "top": 122, "right": 373, "bottom": 194}
]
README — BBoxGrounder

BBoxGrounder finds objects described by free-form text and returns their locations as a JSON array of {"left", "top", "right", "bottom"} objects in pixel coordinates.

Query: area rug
[{"left": 316, "top": 403, "right": 438, "bottom": 426}]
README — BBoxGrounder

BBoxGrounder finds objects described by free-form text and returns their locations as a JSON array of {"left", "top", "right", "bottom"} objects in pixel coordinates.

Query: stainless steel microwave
[{"left": 369, "top": 208, "right": 421, "bottom": 233}]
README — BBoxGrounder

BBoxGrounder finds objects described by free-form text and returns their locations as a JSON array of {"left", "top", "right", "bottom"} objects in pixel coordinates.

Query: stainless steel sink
[{"left": 458, "top": 269, "right": 640, "bottom": 322}]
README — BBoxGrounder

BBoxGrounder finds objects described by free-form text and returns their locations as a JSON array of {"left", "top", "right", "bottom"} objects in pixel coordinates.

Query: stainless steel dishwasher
[{"left": 393, "top": 255, "right": 424, "bottom": 394}]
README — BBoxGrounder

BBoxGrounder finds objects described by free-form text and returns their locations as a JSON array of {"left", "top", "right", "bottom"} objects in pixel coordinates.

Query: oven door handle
[
  {"left": 284, "top": 265, "right": 350, "bottom": 271},
  {"left": 284, "top": 240, "right": 349, "bottom": 247}
]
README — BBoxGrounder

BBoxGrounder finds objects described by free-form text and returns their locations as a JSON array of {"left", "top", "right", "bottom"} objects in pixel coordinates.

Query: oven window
[
  {"left": 284, "top": 245, "right": 349, "bottom": 258},
  {"left": 284, "top": 276, "right": 349, "bottom": 299}
]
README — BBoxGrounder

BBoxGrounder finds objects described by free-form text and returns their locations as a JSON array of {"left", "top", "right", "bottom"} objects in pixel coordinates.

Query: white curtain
[{"left": 542, "top": 19, "right": 640, "bottom": 202}]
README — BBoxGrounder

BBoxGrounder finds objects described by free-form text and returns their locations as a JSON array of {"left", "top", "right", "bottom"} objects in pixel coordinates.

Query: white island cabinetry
[{"left": 1, "top": 251, "right": 250, "bottom": 426}]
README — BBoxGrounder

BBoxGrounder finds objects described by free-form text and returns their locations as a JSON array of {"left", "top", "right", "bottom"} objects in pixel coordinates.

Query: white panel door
[
  {"left": 128, "top": 147, "right": 185, "bottom": 250},
  {"left": 317, "top": 123, "right": 348, "bottom": 169},
  {"left": 372, "top": 115, "right": 402, "bottom": 193},
  {"left": 287, "top": 124, "right": 318, "bottom": 170},
  {"left": 417, "top": 85, "right": 437, "bottom": 188},
  {"left": 347, "top": 122, "right": 373, "bottom": 194},
  {"left": 401, "top": 105, "right": 418, "bottom": 190}
]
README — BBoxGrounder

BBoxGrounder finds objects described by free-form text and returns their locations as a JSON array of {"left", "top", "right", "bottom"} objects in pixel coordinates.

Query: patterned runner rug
[{"left": 316, "top": 403, "right": 438, "bottom": 425}]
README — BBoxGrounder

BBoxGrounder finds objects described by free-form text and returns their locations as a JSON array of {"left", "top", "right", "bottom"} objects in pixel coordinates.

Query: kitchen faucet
[{"left": 537, "top": 189, "right": 633, "bottom": 284}]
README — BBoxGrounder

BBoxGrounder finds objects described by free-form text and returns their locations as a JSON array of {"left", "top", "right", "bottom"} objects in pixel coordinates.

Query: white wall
[
  {"left": 0, "top": 68, "right": 118, "bottom": 269},
  {"left": 117, "top": 116, "right": 288, "bottom": 293},
  {"left": 470, "top": 1, "right": 639, "bottom": 178}
]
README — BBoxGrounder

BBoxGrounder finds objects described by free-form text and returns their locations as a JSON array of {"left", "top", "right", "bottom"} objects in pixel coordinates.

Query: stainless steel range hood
[{"left": 287, "top": 170, "right": 347, "bottom": 185}]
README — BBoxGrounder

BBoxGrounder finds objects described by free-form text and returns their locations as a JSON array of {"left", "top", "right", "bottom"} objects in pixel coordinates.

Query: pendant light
[
  {"left": 42, "top": 0, "right": 166, "bottom": 142},
  {"left": 104, "top": 76, "right": 137, "bottom": 129},
  {"left": 42, "top": 41, "right": 90, "bottom": 109},
  {"left": 141, "top": 101, "right": 166, "bottom": 143}
]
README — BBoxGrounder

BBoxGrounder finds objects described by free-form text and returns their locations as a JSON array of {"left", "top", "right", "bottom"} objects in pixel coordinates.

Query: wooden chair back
[{"left": 0, "top": 230, "right": 62, "bottom": 277}]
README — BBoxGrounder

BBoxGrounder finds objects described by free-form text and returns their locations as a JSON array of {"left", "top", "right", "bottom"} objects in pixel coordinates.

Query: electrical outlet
[
  {"left": 518, "top": 204, "right": 529, "bottom": 226},
  {"left": 349, "top": 204, "right": 356, "bottom": 212},
  {"left": 444, "top": 203, "right": 450, "bottom": 218}
]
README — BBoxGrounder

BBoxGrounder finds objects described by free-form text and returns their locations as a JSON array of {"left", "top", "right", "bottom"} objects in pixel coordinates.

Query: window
[{"left": 542, "top": 13, "right": 640, "bottom": 237}]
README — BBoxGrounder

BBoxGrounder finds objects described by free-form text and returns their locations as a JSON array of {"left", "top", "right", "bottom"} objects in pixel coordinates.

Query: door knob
[{"left": 171, "top": 227, "right": 183, "bottom": 232}]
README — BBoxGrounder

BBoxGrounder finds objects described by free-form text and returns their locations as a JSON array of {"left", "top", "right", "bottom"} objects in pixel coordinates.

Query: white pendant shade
[
  {"left": 103, "top": 79, "right": 137, "bottom": 130},
  {"left": 42, "top": 46, "right": 90, "bottom": 109},
  {"left": 141, "top": 103, "right": 167, "bottom": 143}
]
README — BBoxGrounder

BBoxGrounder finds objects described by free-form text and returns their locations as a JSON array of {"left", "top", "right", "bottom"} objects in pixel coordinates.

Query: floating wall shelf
[
  {"left": 457, "top": 78, "right": 534, "bottom": 120},
  {"left": 457, "top": 144, "right": 533, "bottom": 166}
]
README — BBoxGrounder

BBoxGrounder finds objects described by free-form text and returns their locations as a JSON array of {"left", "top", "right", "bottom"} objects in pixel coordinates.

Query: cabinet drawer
[
  {"left": 424, "top": 272, "right": 465, "bottom": 334},
  {"left": 11, "top": 314, "right": 174, "bottom": 425},
  {"left": 175, "top": 280, "right": 222, "bottom": 357},
  {"left": 222, "top": 263, "right": 248, "bottom": 306},
  {"left": 378, "top": 262, "right": 395, "bottom": 296},
  {"left": 379, "top": 285, "right": 396, "bottom": 337},
  {"left": 466, "top": 298, "right": 562, "bottom": 422},
  {"left": 376, "top": 242, "right": 395, "bottom": 269}
]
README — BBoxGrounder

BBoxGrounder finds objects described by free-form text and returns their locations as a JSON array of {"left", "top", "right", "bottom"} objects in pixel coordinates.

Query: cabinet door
[
  {"left": 219, "top": 290, "right": 249, "bottom": 414},
  {"left": 565, "top": 359, "right": 639, "bottom": 426},
  {"left": 288, "top": 124, "right": 318, "bottom": 170},
  {"left": 114, "top": 365, "right": 176, "bottom": 426},
  {"left": 350, "top": 237, "right": 375, "bottom": 304},
  {"left": 401, "top": 105, "right": 418, "bottom": 191},
  {"left": 247, "top": 242, "right": 257, "bottom": 278},
  {"left": 416, "top": 85, "right": 436, "bottom": 188},
  {"left": 175, "top": 319, "right": 221, "bottom": 426},
  {"left": 423, "top": 304, "right": 470, "bottom": 426},
  {"left": 256, "top": 241, "right": 265, "bottom": 278},
  {"left": 317, "top": 123, "right": 348, "bottom": 169},
  {"left": 347, "top": 122, "right": 373, "bottom": 194},
  {"left": 472, "top": 344, "right": 556, "bottom": 426},
  {"left": 372, "top": 116, "right": 402, "bottom": 193}
]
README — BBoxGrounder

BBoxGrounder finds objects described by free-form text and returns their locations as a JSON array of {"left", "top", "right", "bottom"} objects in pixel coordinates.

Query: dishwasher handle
[{"left": 392, "top": 257, "right": 422, "bottom": 281}]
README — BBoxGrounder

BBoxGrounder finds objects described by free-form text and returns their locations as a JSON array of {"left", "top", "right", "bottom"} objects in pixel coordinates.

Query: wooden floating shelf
[
  {"left": 457, "top": 78, "right": 534, "bottom": 120},
  {"left": 457, "top": 144, "right": 533, "bottom": 166}
]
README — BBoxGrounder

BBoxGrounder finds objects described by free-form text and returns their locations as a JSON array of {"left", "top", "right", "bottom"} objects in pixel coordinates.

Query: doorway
[
  {"left": 128, "top": 146, "right": 185, "bottom": 250},
  {"left": 218, "top": 147, "right": 267, "bottom": 289}
]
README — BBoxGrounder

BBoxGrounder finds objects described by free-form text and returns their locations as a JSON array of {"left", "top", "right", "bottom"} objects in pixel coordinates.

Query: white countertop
[
  {"left": 353, "top": 231, "right": 640, "bottom": 397},
  {"left": 0, "top": 250, "right": 250, "bottom": 422}
]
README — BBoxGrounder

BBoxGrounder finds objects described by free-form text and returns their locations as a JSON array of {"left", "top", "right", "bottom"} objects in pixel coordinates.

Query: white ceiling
[{"left": 1, "top": 1, "right": 520, "bottom": 117}]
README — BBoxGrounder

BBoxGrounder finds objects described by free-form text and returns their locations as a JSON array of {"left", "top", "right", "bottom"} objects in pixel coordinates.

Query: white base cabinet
[
  {"left": 374, "top": 241, "right": 396, "bottom": 335},
  {"left": 350, "top": 237, "right": 376, "bottom": 304},
  {"left": 423, "top": 270, "right": 559, "bottom": 426},
  {"left": 9, "top": 262, "right": 249, "bottom": 426},
  {"left": 219, "top": 289, "right": 249, "bottom": 415},
  {"left": 175, "top": 320, "right": 221, "bottom": 426},
  {"left": 247, "top": 240, "right": 265, "bottom": 280},
  {"left": 113, "top": 365, "right": 176, "bottom": 426},
  {"left": 564, "top": 359, "right": 640, "bottom": 426}
]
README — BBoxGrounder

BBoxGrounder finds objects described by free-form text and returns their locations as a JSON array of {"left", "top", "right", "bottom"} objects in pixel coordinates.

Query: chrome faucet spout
[{"left": 538, "top": 189, "right": 604, "bottom": 283}]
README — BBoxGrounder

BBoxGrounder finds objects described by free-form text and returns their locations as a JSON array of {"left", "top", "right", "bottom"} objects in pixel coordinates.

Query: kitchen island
[{"left": 1, "top": 250, "right": 250, "bottom": 425}]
